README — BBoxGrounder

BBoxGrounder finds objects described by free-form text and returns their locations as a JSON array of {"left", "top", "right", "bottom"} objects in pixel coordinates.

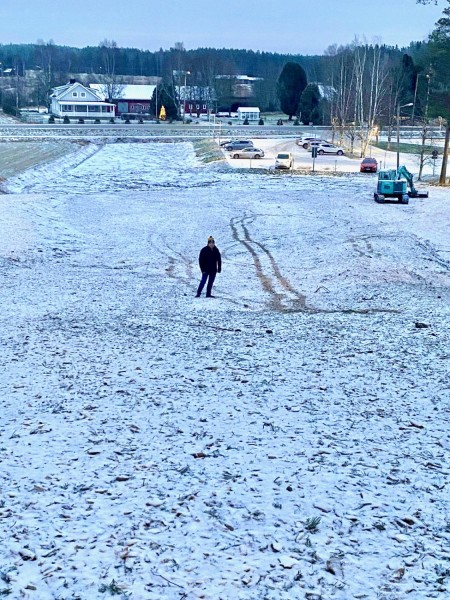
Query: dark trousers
[{"left": 196, "top": 271, "right": 216, "bottom": 296}]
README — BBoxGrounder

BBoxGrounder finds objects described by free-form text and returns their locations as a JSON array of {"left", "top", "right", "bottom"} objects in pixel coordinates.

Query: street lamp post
[
  {"left": 182, "top": 70, "right": 190, "bottom": 124},
  {"left": 396, "top": 102, "right": 413, "bottom": 169},
  {"left": 411, "top": 71, "right": 431, "bottom": 128},
  {"left": 411, "top": 75, "right": 421, "bottom": 127},
  {"left": 418, "top": 74, "right": 431, "bottom": 181}
]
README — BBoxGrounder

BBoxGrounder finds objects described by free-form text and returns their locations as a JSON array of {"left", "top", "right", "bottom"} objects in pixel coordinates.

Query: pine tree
[
  {"left": 150, "top": 83, "right": 178, "bottom": 120},
  {"left": 276, "top": 62, "right": 307, "bottom": 120},
  {"left": 298, "top": 84, "right": 322, "bottom": 125}
]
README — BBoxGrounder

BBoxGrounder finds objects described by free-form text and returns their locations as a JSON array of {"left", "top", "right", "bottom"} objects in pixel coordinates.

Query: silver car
[
  {"left": 225, "top": 140, "right": 254, "bottom": 151},
  {"left": 230, "top": 147, "right": 265, "bottom": 159}
]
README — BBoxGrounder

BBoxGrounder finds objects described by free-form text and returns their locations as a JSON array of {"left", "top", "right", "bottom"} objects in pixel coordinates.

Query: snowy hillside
[{"left": 0, "top": 142, "right": 449, "bottom": 599}]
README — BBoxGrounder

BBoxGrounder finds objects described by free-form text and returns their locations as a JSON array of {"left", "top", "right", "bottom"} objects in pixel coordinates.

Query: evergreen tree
[
  {"left": 298, "top": 83, "right": 322, "bottom": 124},
  {"left": 276, "top": 62, "right": 307, "bottom": 120},
  {"left": 401, "top": 54, "right": 419, "bottom": 105},
  {"left": 150, "top": 83, "right": 178, "bottom": 120}
]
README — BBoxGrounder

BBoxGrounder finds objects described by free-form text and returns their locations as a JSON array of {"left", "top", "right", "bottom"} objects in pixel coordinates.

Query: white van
[{"left": 275, "top": 152, "right": 294, "bottom": 169}]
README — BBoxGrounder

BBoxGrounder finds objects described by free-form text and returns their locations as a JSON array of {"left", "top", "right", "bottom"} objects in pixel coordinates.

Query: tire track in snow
[{"left": 230, "top": 213, "right": 306, "bottom": 311}]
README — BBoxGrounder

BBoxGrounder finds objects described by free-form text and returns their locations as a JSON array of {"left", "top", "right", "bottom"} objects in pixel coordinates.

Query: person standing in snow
[{"left": 195, "top": 236, "right": 222, "bottom": 298}]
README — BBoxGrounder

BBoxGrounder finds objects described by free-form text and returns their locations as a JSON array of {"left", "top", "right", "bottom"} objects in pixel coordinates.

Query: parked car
[
  {"left": 360, "top": 157, "right": 378, "bottom": 173},
  {"left": 230, "top": 147, "right": 265, "bottom": 159},
  {"left": 275, "top": 152, "right": 294, "bottom": 169},
  {"left": 297, "top": 137, "right": 327, "bottom": 149},
  {"left": 224, "top": 140, "right": 254, "bottom": 151},
  {"left": 309, "top": 143, "right": 345, "bottom": 156},
  {"left": 219, "top": 139, "right": 232, "bottom": 147},
  {"left": 305, "top": 139, "right": 329, "bottom": 149}
]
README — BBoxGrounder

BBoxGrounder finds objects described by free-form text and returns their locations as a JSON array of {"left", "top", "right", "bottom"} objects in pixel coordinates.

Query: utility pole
[
  {"left": 182, "top": 70, "right": 190, "bottom": 124},
  {"left": 418, "top": 74, "right": 431, "bottom": 180},
  {"left": 15, "top": 61, "right": 20, "bottom": 117},
  {"left": 396, "top": 102, "right": 413, "bottom": 169}
]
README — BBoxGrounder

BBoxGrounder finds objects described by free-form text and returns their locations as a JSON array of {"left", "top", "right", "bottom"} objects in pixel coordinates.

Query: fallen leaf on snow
[
  {"left": 279, "top": 556, "right": 299, "bottom": 569},
  {"left": 390, "top": 567, "right": 405, "bottom": 581},
  {"left": 326, "top": 556, "right": 344, "bottom": 577},
  {"left": 271, "top": 542, "right": 283, "bottom": 552},
  {"left": 19, "top": 548, "right": 36, "bottom": 561}
]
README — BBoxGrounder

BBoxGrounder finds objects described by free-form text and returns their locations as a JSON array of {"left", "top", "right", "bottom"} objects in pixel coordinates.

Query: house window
[
  {"left": 75, "top": 105, "right": 87, "bottom": 112},
  {"left": 203, "top": 104, "right": 207, "bottom": 110},
  {"left": 81, "top": 92, "right": 86, "bottom": 97},
  {"left": 62, "top": 105, "right": 73, "bottom": 112},
  {"left": 72, "top": 92, "right": 78, "bottom": 97}
]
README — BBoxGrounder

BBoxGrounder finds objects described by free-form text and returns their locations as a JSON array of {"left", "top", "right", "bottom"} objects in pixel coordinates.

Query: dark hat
[{"left": 208, "top": 236, "right": 215, "bottom": 244}]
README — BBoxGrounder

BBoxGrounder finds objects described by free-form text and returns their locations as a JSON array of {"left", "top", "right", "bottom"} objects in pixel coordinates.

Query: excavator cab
[
  {"left": 375, "top": 170, "right": 409, "bottom": 204},
  {"left": 374, "top": 166, "right": 429, "bottom": 204}
]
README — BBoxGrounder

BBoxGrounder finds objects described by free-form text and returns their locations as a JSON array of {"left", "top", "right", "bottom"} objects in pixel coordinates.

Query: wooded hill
[
  {"left": 0, "top": 40, "right": 432, "bottom": 114},
  {"left": 0, "top": 40, "right": 428, "bottom": 95}
]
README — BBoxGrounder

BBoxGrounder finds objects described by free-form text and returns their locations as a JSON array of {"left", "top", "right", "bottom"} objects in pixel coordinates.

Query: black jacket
[{"left": 199, "top": 245, "right": 222, "bottom": 274}]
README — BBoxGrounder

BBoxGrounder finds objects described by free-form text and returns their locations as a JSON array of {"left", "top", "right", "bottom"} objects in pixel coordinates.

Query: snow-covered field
[{"left": 0, "top": 141, "right": 449, "bottom": 599}]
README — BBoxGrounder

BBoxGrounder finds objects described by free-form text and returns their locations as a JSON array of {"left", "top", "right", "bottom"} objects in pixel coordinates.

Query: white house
[
  {"left": 49, "top": 80, "right": 116, "bottom": 121},
  {"left": 237, "top": 107, "right": 260, "bottom": 122}
]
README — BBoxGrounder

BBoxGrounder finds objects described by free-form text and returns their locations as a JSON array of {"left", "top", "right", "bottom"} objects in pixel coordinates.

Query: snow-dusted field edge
[
  {"left": 2, "top": 143, "right": 102, "bottom": 193},
  {"left": 0, "top": 142, "right": 449, "bottom": 599}
]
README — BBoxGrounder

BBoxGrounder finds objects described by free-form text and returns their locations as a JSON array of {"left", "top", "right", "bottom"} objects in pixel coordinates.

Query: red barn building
[{"left": 89, "top": 84, "right": 156, "bottom": 117}]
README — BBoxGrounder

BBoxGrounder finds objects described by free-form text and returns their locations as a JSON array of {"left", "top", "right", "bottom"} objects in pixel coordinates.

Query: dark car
[
  {"left": 224, "top": 140, "right": 254, "bottom": 151},
  {"left": 360, "top": 157, "right": 378, "bottom": 173}
]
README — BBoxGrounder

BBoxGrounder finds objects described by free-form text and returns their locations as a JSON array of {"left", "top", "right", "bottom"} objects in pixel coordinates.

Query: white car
[
  {"left": 297, "top": 137, "right": 327, "bottom": 149},
  {"left": 275, "top": 152, "right": 294, "bottom": 169},
  {"left": 230, "top": 147, "right": 265, "bottom": 159},
  {"left": 310, "top": 143, "right": 345, "bottom": 156}
]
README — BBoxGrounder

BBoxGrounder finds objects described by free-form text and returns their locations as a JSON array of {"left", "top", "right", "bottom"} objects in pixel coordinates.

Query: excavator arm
[
  {"left": 396, "top": 165, "right": 428, "bottom": 198},
  {"left": 396, "top": 166, "right": 416, "bottom": 194}
]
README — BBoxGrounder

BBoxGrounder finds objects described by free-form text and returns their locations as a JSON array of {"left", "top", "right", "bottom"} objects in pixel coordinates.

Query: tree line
[{"left": 0, "top": 38, "right": 432, "bottom": 115}]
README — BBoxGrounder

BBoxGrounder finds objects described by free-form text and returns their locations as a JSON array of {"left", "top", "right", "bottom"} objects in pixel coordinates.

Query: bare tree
[
  {"left": 33, "top": 39, "right": 58, "bottom": 105},
  {"left": 98, "top": 39, "right": 124, "bottom": 101},
  {"left": 358, "top": 44, "right": 389, "bottom": 156},
  {"left": 327, "top": 47, "right": 356, "bottom": 146}
]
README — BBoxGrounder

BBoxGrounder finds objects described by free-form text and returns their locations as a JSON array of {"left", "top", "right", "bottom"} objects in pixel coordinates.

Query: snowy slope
[{"left": 0, "top": 142, "right": 449, "bottom": 599}]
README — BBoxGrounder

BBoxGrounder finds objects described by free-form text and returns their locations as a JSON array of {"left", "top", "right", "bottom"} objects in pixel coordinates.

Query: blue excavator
[{"left": 374, "top": 166, "right": 429, "bottom": 204}]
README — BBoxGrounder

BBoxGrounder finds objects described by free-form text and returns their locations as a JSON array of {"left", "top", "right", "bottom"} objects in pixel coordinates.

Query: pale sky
[{"left": 1, "top": 0, "right": 444, "bottom": 55}]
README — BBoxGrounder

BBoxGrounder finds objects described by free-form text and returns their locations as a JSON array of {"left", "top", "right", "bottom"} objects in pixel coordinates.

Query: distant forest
[
  {"left": 0, "top": 40, "right": 431, "bottom": 113},
  {"left": 0, "top": 40, "right": 428, "bottom": 83}
]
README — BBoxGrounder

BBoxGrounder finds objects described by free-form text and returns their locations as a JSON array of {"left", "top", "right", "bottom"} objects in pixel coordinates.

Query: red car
[{"left": 360, "top": 157, "right": 378, "bottom": 173}]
